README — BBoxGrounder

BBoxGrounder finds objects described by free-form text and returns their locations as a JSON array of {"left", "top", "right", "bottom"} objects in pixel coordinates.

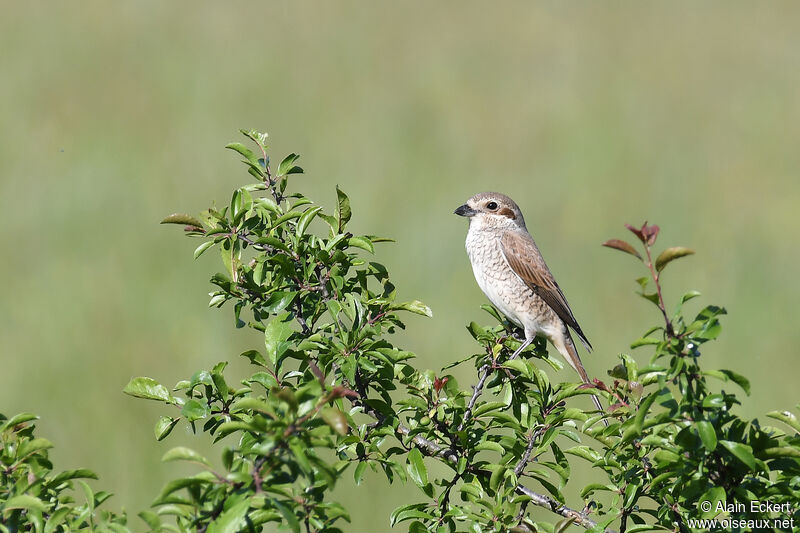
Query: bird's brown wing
[{"left": 500, "top": 231, "right": 592, "bottom": 351}]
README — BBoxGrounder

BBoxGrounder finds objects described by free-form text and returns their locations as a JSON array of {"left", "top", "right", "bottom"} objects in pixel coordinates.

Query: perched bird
[{"left": 454, "top": 192, "right": 605, "bottom": 420}]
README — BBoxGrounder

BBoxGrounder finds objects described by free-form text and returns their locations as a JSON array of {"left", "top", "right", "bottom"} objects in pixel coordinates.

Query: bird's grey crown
[{"left": 462, "top": 191, "right": 527, "bottom": 231}]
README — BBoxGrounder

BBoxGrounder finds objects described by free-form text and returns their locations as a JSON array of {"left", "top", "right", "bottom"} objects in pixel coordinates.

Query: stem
[
  {"left": 457, "top": 364, "right": 491, "bottom": 432},
  {"left": 513, "top": 430, "right": 540, "bottom": 476},
  {"left": 644, "top": 243, "right": 674, "bottom": 337}
]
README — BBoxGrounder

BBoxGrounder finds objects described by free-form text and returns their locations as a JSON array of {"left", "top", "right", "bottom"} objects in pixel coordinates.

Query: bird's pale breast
[{"left": 465, "top": 228, "right": 555, "bottom": 337}]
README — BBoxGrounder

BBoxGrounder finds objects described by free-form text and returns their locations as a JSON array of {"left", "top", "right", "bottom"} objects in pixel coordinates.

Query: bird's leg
[{"left": 508, "top": 337, "right": 533, "bottom": 361}]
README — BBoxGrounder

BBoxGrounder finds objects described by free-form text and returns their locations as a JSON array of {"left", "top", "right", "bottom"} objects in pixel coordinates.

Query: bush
[{"left": 3, "top": 130, "right": 799, "bottom": 532}]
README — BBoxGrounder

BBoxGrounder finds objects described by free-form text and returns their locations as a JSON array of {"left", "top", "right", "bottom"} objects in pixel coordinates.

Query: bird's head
[{"left": 454, "top": 192, "right": 527, "bottom": 231}]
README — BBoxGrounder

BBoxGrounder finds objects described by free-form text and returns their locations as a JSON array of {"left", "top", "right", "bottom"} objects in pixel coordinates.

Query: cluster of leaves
[
  {"left": 118, "top": 136, "right": 800, "bottom": 533},
  {"left": 595, "top": 224, "right": 800, "bottom": 531},
  {"left": 0, "top": 414, "right": 130, "bottom": 533},
  {"left": 4, "top": 131, "right": 798, "bottom": 533},
  {"left": 125, "top": 130, "right": 434, "bottom": 533}
]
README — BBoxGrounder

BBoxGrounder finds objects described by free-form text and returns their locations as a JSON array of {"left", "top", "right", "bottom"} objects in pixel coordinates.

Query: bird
[{"left": 454, "top": 191, "right": 605, "bottom": 422}]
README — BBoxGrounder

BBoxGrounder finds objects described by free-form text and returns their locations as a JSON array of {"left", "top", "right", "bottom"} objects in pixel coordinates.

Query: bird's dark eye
[{"left": 486, "top": 201, "right": 498, "bottom": 210}]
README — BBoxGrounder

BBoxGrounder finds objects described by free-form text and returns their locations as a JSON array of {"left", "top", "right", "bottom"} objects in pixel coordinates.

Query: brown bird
[{"left": 455, "top": 192, "right": 605, "bottom": 420}]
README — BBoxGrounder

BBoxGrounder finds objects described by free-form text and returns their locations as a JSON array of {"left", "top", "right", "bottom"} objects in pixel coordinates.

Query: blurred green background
[{"left": 2, "top": 2, "right": 799, "bottom": 530}]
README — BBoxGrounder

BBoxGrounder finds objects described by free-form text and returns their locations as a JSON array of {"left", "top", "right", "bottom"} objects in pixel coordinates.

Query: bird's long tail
[{"left": 557, "top": 335, "right": 608, "bottom": 427}]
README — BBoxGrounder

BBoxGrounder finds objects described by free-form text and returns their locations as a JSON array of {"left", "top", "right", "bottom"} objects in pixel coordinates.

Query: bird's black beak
[{"left": 454, "top": 204, "right": 476, "bottom": 217}]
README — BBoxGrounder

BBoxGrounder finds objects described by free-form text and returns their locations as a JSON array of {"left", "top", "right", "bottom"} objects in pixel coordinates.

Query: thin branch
[
  {"left": 643, "top": 243, "right": 674, "bottom": 337},
  {"left": 395, "top": 423, "right": 459, "bottom": 463},
  {"left": 515, "top": 485, "right": 611, "bottom": 532},
  {"left": 294, "top": 299, "right": 311, "bottom": 335},
  {"left": 457, "top": 364, "right": 491, "bottom": 432},
  {"left": 514, "top": 431, "right": 538, "bottom": 476}
]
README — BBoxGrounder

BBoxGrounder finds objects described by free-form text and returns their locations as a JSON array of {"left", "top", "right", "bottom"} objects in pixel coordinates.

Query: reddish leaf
[
  {"left": 592, "top": 378, "right": 611, "bottom": 392},
  {"left": 624, "top": 223, "right": 646, "bottom": 243},
  {"left": 642, "top": 224, "right": 661, "bottom": 246},
  {"left": 609, "top": 402, "right": 628, "bottom": 412},
  {"left": 331, "top": 386, "right": 359, "bottom": 399},
  {"left": 625, "top": 221, "right": 659, "bottom": 245},
  {"left": 602, "top": 239, "right": 642, "bottom": 261},
  {"left": 642, "top": 224, "right": 660, "bottom": 245},
  {"left": 433, "top": 376, "right": 449, "bottom": 394}
]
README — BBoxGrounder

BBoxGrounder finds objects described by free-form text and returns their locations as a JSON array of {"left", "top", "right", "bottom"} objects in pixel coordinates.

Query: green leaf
[
  {"left": 409, "top": 521, "right": 427, "bottom": 533},
  {"left": 391, "top": 300, "right": 433, "bottom": 317},
  {"left": 719, "top": 369, "right": 751, "bottom": 395},
  {"left": 474, "top": 441, "right": 505, "bottom": 454},
  {"left": 622, "top": 390, "right": 659, "bottom": 443},
  {"left": 390, "top": 504, "right": 434, "bottom": 526},
  {"left": 638, "top": 291, "right": 660, "bottom": 305},
  {"left": 50, "top": 469, "right": 98, "bottom": 486},
  {"left": 761, "top": 447, "right": 800, "bottom": 459},
  {"left": 655, "top": 247, "right": 694, "bottom": 272},
  {"left": 696, "top": 421, "right": 718, "bottom": 451},
  {"left": 231, "top": 397, "right": 273, "bottom": 414},
  {"left": 296, "top": 206, "right": 322, "bottom": 236},
  {"left": 18, "top": 438, "right": 53, "bottom": 456},
  {"left": 3, "top": 495, "right": 47, "bottom": 513},
  {"left": 680, "top": 290, "right": 702, "bottom": 304},
  {"left": 262, "top": 291, "right": 297, "bottom": 314},
  {"left": 225, "top": 142, "right": 259, "bottom": 165},
  {"left": 348, "top": 236, "right": 375, "bottom": 253},
  {"left": 489, "top": 464, "right": 506, "bottom": 492},
  {"left": 137, "top": 511, "right": 162, "bottom": 531},
  {"left": 407, "top": 448, "right": 428, "bottom": 489},
  {"left": 336, "top": 186, "right": 351, "bottom": 231},
  {"left": 162, "top": 446, "right": 212, "bottom": 467},
  {"left": 123, "top": 377, "right": 174, "bottom": 403},
  {"left": 194, "top": 240, "right": 215, "bottom": 259},
  {"left": 698, "top": 486, "right": 725, "bottom": 518},
  {"left": 630, "top": 337, "right": 661, "bottom": 348},
  {"left": 278, "top": 153, "right": 302, "bottom": 176},
  {"left": 354, "top": 461, "right": 368, "bottom": 485},
  {"left": 154, "top": 476, "right": 212, "bottom": 505},
  {"left": 154, "top": 416, "right": 180, "bottom": 441},
  {"left": 554, "top": 517, "right": 577, "bottom": 533},
  {"left": 472, "top": 401, "right": 507, "bottom": 418},
  {"left": 181, "top": 399, "right": 210, "bottom": 422},
  {"left": 274, "top": 500, "right": 301, "bottom": 533},
  {"left": 719, "top": 440, "right": 756, "bottom": 470},
  {"left": 0, "top": 413, "right": 38, "bottom": 431},
  {"left": 320, "top": 408, "right": 349, "bottom": 436},
  {"left": 702, "top": 394, "right": 725, "bottom": 409},
  {"left": 256, "top": 236, "right": 293, "bottom": 254},
  {"left": 766, "top": 410, "right": 800, "bottom": 433},
  {"left": 207, "top": 497, "right": 250, "bottom": 533},
  {"left": 241, "top": 349, "right": 268, "bottom": 367},
  {"left": 248, "top": 372, "right": 278, "bottom": 390},
  {"left": 264, "top": 312, "right": 294, "bottom": 366},
  {"left": 580, "top": 483, "right": 614, "bottom": 498},
  {"left": 652, "top": 449, "right": 680, "bottom": 467},
  {"left": 502, "top": 359, "right": 530, "bottom": 378},
  {"left": 161, "top": 213, "right": 204, "bottom": 228}
]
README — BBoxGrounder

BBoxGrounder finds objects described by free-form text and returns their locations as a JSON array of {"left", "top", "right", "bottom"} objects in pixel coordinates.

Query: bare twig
[
  {"left": 643, "top": 243, "right": 674, "bottom": 337},
  {"left": 514, "top": 431, "right": 539, "bottom": 476},
  {"left": 457, "top": 364, "right": 491, "bottom": 432}
]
